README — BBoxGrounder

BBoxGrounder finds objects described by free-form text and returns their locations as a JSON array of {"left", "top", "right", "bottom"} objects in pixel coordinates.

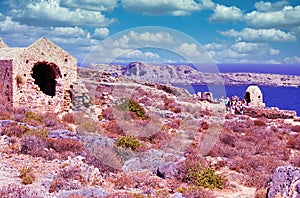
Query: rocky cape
[{"left": 89, "top": 62, "right": 300, "bottom": 87}]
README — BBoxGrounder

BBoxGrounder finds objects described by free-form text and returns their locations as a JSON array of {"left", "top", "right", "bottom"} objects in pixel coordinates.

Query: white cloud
[
  {"left": 127, "top": 31, "right": 174, "bottom": 44},
  {"left": 284, "top": 56, "right": 300, "bottom": 63},
  {"left": 11, "top": 0, "right": 114, "bottom": 27},
  {"left": 269, "top": 48, "right": 280, "bottom": 55},
  {"left": 220, "top": 28, "right": 296, "bottom": 42},
  {"left": 204, "top": 43, "right": 227, "bottom": 51},
  {"left": 121, "top": 0, "right": 209, "bottom": 16},
  {"left": 0, "top": 16, "right": 99, "bottom": 60},
  {"left": 108, "top": 31, "right": 174, "bottom": 49},
  {"left": 209, "top": 4, "right": 243, "bottom": 22},
  {"left": 61, "top": 0, "right": 118, "bottom": 11},
  {"left": 51, "top": 26, "right": 90, "bottom": 38},
  {"left": 254, "top": 0, "right": 289, "bottom": 12},
  {"left": 93, "top": 28, "right": 110, "bottom": 39},
  {"left": 204, "top": 41, "right": 281, "bottom": 63},
  {"left": 175, "top": 42, "right": 201, "bottom": 57},
  {"left": 291, "top": 26, "right": 300, "bottom": 36},
  {"left": 121, "top": 50, "right": 160, "bottom": 60},
  {"left": 232, "top": 42, "right": 263, "bottom": 53},
  {"left": 201, "top": 0, "right": 215, "bottom": 9},
  {"left": 244, "top": 5, "right": 300, "bottom": 28},
  {"left": 0, "top": 16, "right": 29, "bottom": 33}
]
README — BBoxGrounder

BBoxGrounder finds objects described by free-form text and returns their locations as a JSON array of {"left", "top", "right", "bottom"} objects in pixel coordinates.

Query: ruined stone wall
[
  {"left": 11, "top": 38, "right": 77, "bottom": 113},
  {"left": 0, "top": 60, "right": 13, "bottom": 104}
]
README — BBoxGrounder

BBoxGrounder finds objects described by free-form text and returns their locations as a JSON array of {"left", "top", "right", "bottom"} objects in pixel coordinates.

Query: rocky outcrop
[
  {"left": 89, "top": 62, "right": 300, "bottom": 87},
  {"left": 268, "top": 166, "right": 300, "bottom": 198}
]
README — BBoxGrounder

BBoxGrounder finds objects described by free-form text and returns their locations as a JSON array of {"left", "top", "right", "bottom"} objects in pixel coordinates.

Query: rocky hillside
[
  {"left": 89, "top": 62, "right": 300, "bottom": 87},
  {"left": 0, "top": 69, "right": 299, "bottom": 197}
]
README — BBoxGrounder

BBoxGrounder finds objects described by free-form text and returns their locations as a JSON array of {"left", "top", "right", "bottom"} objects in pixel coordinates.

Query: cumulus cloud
[
  {"left": 51, "top": 26, "right": 90, "bottom": 38},
  {"left": 175, "top": 42, "right": 201, "bottom": 57},
  {"left": 284, "top": 56, "right": 300, "bottom": 63},
  {"left": 121, "top": 0, "right": 212, "bottom": 16},
  {"left": 209, "top": 4, "right": 243, "bottom": 22},
  {"left": 204, "top": 41, "right": 281, "bottom": 63},
  {"left": 10, "top": 0, "right": 114, "bottom": 27},
  {"left": 220, "top": 28, "right": 296, "bottom": 42},
  {"left": 120, "top": 50, "right": 160, "bottom": 60},
  {"left": 127, "top": 31, "right": 174, "bottom": 44},
  {"left": 61, "top": 0, "right": 118, "bottom": 11},
  {"left": 244, "top": 5, "right": 300, "bottom": 28},
  {"left": 0, "top": 16, "right": 29, "bottom": 33},
  {"left": 108, "top": 31, "right": 174, "bottom": 49},
  {"left": 93, "top": 28, "right": 110, "bottom": 39},
  {"left": 291, "top": 26, "right": 300, "bottom": 36},
  {"left": 254, "top": 0, "right": 289, "bottom": 12},
  {"left": 204, "top": 43, "right": 227, "bottom": 51},
  {"left": 0, "top": 16, "right": 98, "bottom": 60}
]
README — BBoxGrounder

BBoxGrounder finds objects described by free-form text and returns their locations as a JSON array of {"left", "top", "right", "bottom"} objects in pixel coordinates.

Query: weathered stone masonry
[{"left": 0, "top": 38, "right": 77, "bottom": 113}]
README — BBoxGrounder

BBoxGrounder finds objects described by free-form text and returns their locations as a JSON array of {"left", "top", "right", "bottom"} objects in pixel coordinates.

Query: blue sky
[{"left": 0, "top": 0, "right": 300, "bottom": 64}]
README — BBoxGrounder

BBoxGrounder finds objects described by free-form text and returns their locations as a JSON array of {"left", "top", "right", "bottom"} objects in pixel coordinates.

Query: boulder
[{"left": 268, "top": 166, "right": 300, "bottom": 198}]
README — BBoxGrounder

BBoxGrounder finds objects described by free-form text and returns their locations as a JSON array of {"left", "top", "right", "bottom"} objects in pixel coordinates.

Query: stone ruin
[
  {"left": 0, "top": 38, "right": 77, "bottom": 113},
  {"left": 244, "top": 85, "right": 265, "bottom": 107}
]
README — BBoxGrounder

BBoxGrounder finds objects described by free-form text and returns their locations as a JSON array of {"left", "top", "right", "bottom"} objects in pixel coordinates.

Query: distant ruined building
[
  {"left": 0, "top": 37, "right": 77, "bottom": 113},
  {"left": 244, "top": 85, "right": 265, "bottom": 107}
]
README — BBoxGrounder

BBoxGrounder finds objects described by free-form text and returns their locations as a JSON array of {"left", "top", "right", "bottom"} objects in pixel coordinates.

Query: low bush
[
  {"left": 163, "top": 97, "right": 181, "bottom": 113},
  {"left": 104, "top": 120, "right": 124, "bottom": 136},
  {"left": 179, "top": 187, "right": 216, "bottom": 198},
  {"left": 23, "top": 111, "right": 42, "bottom": 126},
  {"left": 77, "top": 121, "right": 99, "bottom": 133},
  {"left": 148, "top": 130, "right": 172, "bottom": 149},
  {"left": 41, "top": 112, "right": 61, "bottom": 128},
  {"left": 118, "top": 98, "right": 147, "bottom": 120},
  {"left": 286, "top": 135, "right": 300, "bottom": 150},
  {"left": 101, "top": 107, "right": 115, "bottom": 121},
  {"left": 291, "top": 125, "right": 300, "bottom": 132},
  {"left": 187, "top": 163, "right": 224, "bottom": 189},
  {"left": 49, "top": 177, "right": 79, "bottom": 193},
  {"left": 254, "top": 119, "right": 267, "bottom": 127},
  {"left": 47, "top": 138, "right": 83, "bottom": 154},
  {"left": 0, "top": 184, "right": 42, "bottom": 198},
  {"left": 19, "top": 166, "right": 35, "bottom": 185},
  {"left": 115, "top": 135, "right": 142, "bottom": 151},
  {"left": 23, "top": 128, "right": 49, "bottom": 139},
  {"left": 1, "top": 123, "right": 29, "bottom": 137},
  {"left": 85, "top": 150, "right": 120, "bottom": 175},
  {"left": 62, "top": 113, "right": 75, "bottom": 124},
  {"left": 20, "top": 135, "right": 47, "bottom": 155}
]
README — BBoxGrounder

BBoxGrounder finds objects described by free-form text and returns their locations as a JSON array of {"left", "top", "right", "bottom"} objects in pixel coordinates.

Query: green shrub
[
  {"left": 115, "top": 136, "right": 142, "bottom": 151},
  {"left": 78, "top": 121, "right": 98, "bottom": 133},
  {"left": 118, "top": 98, "right": 146, "bottom": 120},
  {"left": 187, "top": 163, "right": 224, "bottom": 189},
  {"left": 19, "top": 167, "right": 35, "bottom": 185},
  {"left": 23, "top": 112, "right": 42, "bottom": 126},
  {"left": 23, "top": 128, "right": 49, "bottom": 139}
]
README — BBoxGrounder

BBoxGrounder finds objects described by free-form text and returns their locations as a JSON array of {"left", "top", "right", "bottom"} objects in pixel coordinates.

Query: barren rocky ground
[{"left": 0, "top": 68, "right": 299, "bottom": 198}]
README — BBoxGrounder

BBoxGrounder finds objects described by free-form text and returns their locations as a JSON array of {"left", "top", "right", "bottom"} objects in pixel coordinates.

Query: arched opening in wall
[
  {"left": 31, "top": 62, "right": 61, "bottom": 97},
  {"left": 244, "top": 92, "right": 251, "bottom": 104}
]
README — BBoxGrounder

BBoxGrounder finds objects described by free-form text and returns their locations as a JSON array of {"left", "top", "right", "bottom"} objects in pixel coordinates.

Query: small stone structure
[
  {"left": 244, "top": 85, "right": 265, "bottom": 107},
  {"left": 0, "top": 38, "right": 77, "bottom": 113}
]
